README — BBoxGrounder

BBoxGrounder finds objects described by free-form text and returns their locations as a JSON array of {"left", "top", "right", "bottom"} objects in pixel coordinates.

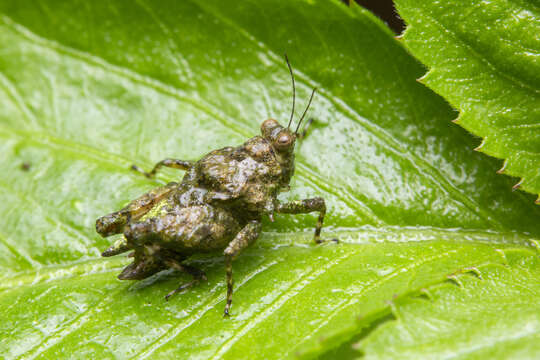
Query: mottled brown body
[{"left": 96, "top": 63, "right": 329, "bottom": 316}]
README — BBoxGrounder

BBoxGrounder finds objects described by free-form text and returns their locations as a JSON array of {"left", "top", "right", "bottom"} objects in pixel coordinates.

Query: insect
[{"left": 96, "top": 56, "right": 332, "bottom": 316}]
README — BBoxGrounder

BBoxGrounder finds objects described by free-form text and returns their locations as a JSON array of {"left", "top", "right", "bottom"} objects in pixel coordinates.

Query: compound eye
[
  {"left": 261, "top": 118, "right": 280, "bottom": 136},
  {"left": 278, "top": 134, "right": 291, "bottom": 145},
  {"left": 275, "top": 132, "right": 293, "bottom": 150}
]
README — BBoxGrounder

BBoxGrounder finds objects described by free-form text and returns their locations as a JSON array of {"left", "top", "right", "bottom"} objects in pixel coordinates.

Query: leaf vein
[
  {"left": 421, "top": 11, "right": 540, "bottom": 94},
  {"left": 209, "top": 250, "right": 355, "bottom": 360},
  {"left": 23, "top": 286, "right": 126, "bottom": 359},
  {"left": 0, "top": 178, "right": 94, "bottom": 250},
  {"left": 136, "top": 259, "right": 282, "bottom": 359},
  {"left": 442, "top": 327, "right": 540, "bottom": 359},
  {"left": 0, "top": 70, "right": 37, "bottom": 128},
  {"left": 289, "top": 247, "right": 465, "bottom": 356},
  {"left": 0, "top": 230, "right": 37, "bottom": 268}
]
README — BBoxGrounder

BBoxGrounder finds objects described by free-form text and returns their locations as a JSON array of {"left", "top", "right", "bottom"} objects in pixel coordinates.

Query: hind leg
[
  {"left": 120, "top": 205, "right": 241, "bottom": 294},
  {"left": 96, "top": 182, "right": 177, "bottom": 239},
  {"left": 123, "top": 205, "right": 240, "bottom": 249},
  {"left": 117, "top": 220, "right": 208, "bottom": 287}
]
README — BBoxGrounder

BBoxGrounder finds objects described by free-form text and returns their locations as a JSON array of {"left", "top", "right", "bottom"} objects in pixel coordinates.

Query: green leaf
[
  {"left": 0, "top": 0, "right": 539, "bottom": 359},
  {"left": 393, "top": 0, "right": 540, "bottom": 200},
  {"left": 356, "top": 252, "right": 540, "bottom": 359}
]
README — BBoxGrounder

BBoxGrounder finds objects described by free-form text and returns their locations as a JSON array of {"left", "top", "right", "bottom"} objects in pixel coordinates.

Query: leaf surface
[
  {"left": 0, "top": 0, "right": 539, "bottom": 359},
  {"left": 394, "top": 0, "right": 540, "bottom": 199},
  {"left": 356, "top": 253, "right": 540, "bottom": 360}
]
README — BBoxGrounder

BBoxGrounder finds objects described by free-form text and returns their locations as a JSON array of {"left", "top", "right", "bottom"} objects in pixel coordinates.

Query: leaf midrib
[{"left": 1, "top": 227, "right": 535, "bottom": 291}]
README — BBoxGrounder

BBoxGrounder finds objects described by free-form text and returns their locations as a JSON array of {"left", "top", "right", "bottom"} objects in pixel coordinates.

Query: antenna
[
  {"left": 285, "top": 54, "right": 296, "bottom": 130},
  {"left": 295, "top": 87, "right": 316, "bottom": 134}
]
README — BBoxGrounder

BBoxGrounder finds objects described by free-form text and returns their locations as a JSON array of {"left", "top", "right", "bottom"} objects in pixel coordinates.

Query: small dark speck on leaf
[{"left": 20, "top": 162, "right": 31, "bottom": 171}]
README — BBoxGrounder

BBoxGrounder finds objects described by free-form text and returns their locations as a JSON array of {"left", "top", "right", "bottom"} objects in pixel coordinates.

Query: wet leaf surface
[{"left": 1, "top": 0, "right": 539, "bottom": 358}]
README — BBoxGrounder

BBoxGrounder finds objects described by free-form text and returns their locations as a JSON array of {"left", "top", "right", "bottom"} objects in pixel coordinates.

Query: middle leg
[{"left": 223, "top": 220, "right": 262, "bottom": 317}]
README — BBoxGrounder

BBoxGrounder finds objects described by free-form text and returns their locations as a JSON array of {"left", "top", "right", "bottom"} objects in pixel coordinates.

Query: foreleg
[
  {"left": 223, "top": 220, "right": 262, "bottom": 317},
  {"left": 276, "top": 197, "right": 329, "bottom": 244},
  {"left": 131, "top": 158, "right": 193, "bottom": 178}
]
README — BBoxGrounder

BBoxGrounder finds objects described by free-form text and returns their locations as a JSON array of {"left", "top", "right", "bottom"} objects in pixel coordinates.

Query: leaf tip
[
  {"left": 512, "top": 178, "right": 523, "bottom": 191},
  {"left": 496, "top": 160, "right": 507, "bottom": 174},
  {"left": 451, "top": 111, "right": 464, "bottom": 124},
  {"left": 473, "top": 140, "right": 485, "bottom": 152},
  {"left": 416, "top": 70, "right": 430, "bottom": 84}
]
